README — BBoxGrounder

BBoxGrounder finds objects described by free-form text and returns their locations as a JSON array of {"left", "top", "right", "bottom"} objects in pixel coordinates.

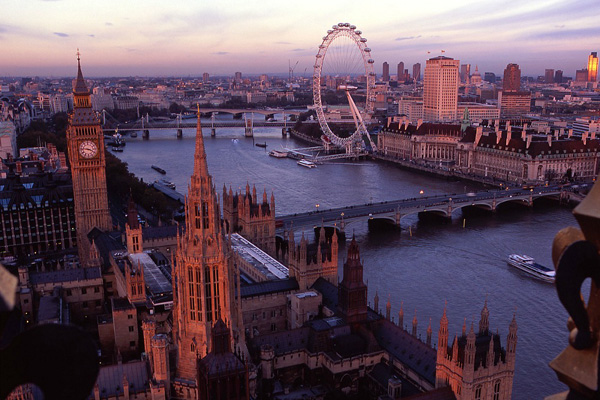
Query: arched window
[
  {"left": 475, "top": 385, "right": 482, "bottom": 400},
  {"left": 493, "top": 380, "right": 501, "bottom": 400}
]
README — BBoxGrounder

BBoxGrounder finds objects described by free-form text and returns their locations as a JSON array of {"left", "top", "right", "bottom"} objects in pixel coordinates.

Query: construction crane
[{"left": 289, "top": 60, "right": 299, "bottom": 82}]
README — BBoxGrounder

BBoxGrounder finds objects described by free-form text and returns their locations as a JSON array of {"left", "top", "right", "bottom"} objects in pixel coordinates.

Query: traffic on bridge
[{"left": 276, "top": 184, "right": 583, "bottom": 233}]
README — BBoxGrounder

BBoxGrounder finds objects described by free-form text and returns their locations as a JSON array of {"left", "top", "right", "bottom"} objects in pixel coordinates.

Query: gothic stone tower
[
  {"left": 66, "top": 53, "right": 112, "bottom": 264},
  {"left": 125, "top": 196, "right": 143, "bottom": 254},
  {"left": 173, "top": 108, "right": 238, "bottom": 383},
  {"left": 337, "top": 236, "right": 367, "bottom": 324},
  {"left": 435, "top": 301, "right": 517, "bottom": 400},
  {"left": 287, "top": 226, "right": 338, "bottom": 290},
  {"left": 222, "top": 184, "right": 276, "bottom": 256}
]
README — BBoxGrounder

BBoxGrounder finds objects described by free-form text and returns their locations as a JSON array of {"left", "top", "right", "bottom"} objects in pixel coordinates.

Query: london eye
[{"left": 312, "top": 23, "right": 377, "bottom": 151}]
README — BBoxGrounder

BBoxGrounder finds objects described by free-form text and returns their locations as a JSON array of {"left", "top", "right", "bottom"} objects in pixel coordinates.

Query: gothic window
[
  {"left": 475, "top": 386, "right": 481, "bottom": 400},
  {"left": 205, "top": 267, "right": 213, "bottom": 322},
  {"left": 195, "top": 204, "right": 201, "bottom": 229},
  {"left": 138, "top": 284, "right": 142, "bottom": 294},
  {"left": 202, "top": 201, "right": 209, "bottom": 229},
  {"left": 493, "top": 380, "right": 501, "bottom": 400}
]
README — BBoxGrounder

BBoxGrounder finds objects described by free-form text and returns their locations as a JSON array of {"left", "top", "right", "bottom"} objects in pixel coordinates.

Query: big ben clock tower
[{"left": 67, "top": 52, "right": 112, "bottom": 264}]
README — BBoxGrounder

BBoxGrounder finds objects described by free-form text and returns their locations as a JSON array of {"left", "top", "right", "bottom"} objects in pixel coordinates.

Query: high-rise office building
[
  {"left": 202, "top": 72, "right": 209, "bottom": 83},
  {"left": 484, "top": 72, "right": 496, "bottom": 84},
  {"left": 234, "top": 71, "right": 242, "bottom": 82},
  {"left": 413, "top": 63, "right": 421, "bottom": 82},
  {"left": 423, "top": 56, "right": 460, "bottom": 122},
  {"left": 397, "top": 62, "right": 404, "bottom": 82},
  {"left": 545, "top": 69, "right": 555, "bottom": 84},
  {"left": 503, "top": 64, "right": 521, "bottom": 92},
  {"left": 460, "top": 64, "right": 471, "bottom": 84},
  {"left": 554, "top": 70, "right": 563, "bottom": 84},
  {"left": 588, "top": 52, "right": 598, "bottom": 82},
  {"left": 382, "top": 62, "right": 390, "bottom": 81}
]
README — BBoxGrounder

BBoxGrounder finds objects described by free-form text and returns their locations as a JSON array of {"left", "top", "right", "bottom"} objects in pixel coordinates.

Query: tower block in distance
[{"left": 66, "top": 52, "right": 112, "bottom": 264}]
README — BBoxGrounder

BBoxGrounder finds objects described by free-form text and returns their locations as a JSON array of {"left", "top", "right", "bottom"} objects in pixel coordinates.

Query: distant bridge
[
  {"left": 101, "top": 108, "right": 306, "bottom": 133},
  {"left": 275, "top": 185, "right": 571, "bottom": 233}
]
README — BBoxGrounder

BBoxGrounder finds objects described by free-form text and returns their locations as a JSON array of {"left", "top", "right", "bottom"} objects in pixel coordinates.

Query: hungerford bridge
[{"left": 275, "top": 185, "right": 573, "bottom": 233}]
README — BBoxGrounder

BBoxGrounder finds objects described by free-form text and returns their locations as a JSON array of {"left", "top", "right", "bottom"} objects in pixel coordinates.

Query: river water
[{"left": 113, "top": 118, "right": 580, "bottom": 399}]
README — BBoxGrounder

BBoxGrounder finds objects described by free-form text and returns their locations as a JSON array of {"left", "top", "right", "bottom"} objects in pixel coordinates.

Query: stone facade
[
  {"left": 287, "top": 226, "right": 338, "bottom": 291},
  {"left": 222, "top": 184, "right": 276, "bottom": 256},
  {"left": 436, "top": 302, "right": 517, "bottom": 400}
]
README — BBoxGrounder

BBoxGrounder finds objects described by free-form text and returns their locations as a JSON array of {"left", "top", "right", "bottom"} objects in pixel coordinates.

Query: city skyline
[{"left": 1, "top": 0, "right": 599, "bottom": 77}]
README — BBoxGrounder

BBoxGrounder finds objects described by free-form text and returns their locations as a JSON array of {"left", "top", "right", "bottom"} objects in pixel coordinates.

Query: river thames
[{"left": 113, "top": 120, "right": 579, "bottom": 399}]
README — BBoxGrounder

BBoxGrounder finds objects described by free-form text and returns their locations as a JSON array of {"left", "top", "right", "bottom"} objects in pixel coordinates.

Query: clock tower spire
[{"left": 66, "top": 51, "right": 112, "bottom": 265}]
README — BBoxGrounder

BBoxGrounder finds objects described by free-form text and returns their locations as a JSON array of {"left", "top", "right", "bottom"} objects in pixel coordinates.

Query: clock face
[{"left": 79, "top": 140, "right": 98, "bottom": 158}]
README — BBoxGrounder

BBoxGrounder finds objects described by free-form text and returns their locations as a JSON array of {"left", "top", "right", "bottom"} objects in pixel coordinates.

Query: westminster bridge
[{"left": 275, "top": 184, "right": 575, "bottom": 233}]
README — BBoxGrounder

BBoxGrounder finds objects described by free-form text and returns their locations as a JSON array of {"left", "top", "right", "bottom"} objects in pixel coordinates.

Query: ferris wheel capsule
[
  {"left": 368, "top": 59, "right": 374, "bottom": 63},
  {"left": 327, "top": 30, "right": 333, "bottom": 34},
  {"left": 360, "top": 38, "right": 367, "bottom": 42},
  {"left": 338, "top": 23, "right": 344, "bottom": 27},
  {"left": 364, "top": 48, "right": 371, "bottom": 52},
  {"left": 332, "top": 25, "right": 338, "bottom": 29},
  {"left": 355, "top": 30, "right": 362, "bottom": 35},
  {"left": 350, "top": 25, "right": 356, "bottom": 30}
]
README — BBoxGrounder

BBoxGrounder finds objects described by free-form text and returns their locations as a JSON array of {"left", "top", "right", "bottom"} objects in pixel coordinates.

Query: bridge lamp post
[
  {"left": 340, "top": 212, "right": 345, "bottom": 231},
  {"left": 419, "top": 190, "right": 424, "bottom": 195},
  {"left": 315, "top": 204, "right": 320, "bottom": 213}
]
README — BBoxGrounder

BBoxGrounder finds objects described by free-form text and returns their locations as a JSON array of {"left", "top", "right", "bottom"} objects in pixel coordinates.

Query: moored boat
[
  {"left": 256, "top": 142, "right": 267, "bottom": 148},
  {"left": 507, "top": 254, "right": 555, "bottom": 282},
  {"left": 297, "top": 159, "right": 316, "bottom": 169},
  {"left": 269, "top": 149, "right": 288, "bottom": 158}
]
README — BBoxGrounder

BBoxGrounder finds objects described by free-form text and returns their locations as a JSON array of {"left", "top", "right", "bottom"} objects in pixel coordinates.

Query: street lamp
[
  {"left": 315, "top": 204, "right": 320, "bottom": 212},
  {"left": 419, "top": 190, "right": 424, "bottom": 195}
]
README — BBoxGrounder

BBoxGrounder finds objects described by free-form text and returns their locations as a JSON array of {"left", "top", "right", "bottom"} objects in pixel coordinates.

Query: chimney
[
  {"left": 496, "top": 131, "right": 502, "bottom": 145},
  {"left": 475, "top": 126, "right": 483, "bottom": 146},
  {"left": 16, "top": 161, "right": 22, "bottom": 174},
  {"left": 591, "top": 131, "right": 596, "bottom": 140},
  {"left": 582, "top": 132, "right": 588, "bottom": 145},
  {"left": 554, "top": 129, "right": 559, "bottom": 140},
  {"left": 494, "top": 119, "right": 500, "bottom": 133},
  {"left": 506, "top": 124, "right": 512, "bottom": 146},
  {"left": 417, "top": 118, "right": 423, "bottom": 129},
  {"left": 521, "top": 129, "right": 526, "bottom": 141},
  {"left": 568, "top": 129, "right": 573, "bottom": 138},
  {"left": 547, "top": 135, "right": 552, "bottom": 147},
  {"left": 526, "top": 134, "right": 532, "bottom": 149}
]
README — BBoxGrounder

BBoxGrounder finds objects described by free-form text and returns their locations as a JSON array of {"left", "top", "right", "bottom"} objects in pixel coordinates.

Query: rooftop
[
  {"left": 129, "top": 252, "right": 172, "bottom": 296},
  {"left": 231, "top": 233, "right": 288, "bottom": 280}
]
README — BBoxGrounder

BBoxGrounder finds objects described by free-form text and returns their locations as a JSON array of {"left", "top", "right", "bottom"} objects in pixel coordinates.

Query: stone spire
[
  {"left": 426, "top": 318, "right": 432, "bottom": 346},
  {"left": 412, "top": 310, "right": 418, "bottom": 336},
  {"left": 479, "top": 297, "right": 490, "bottom": 334},
  {"left": 437, "top": 302, "right": 449, "bottom": 362},
  {"left": 462, "top": 317, "right": 467, "bottom": 336},
  {"left": 73, "top": 49, "right": 89, "bottom": 95},
  {"left": 398, "top": 301, "right": 404, "bottom": 329},
  {"left": 193, "top": 104, "right": 209, "bottom": 178},
  {"left": 386, "top": 295, "right": 391, "bottom": 321}
]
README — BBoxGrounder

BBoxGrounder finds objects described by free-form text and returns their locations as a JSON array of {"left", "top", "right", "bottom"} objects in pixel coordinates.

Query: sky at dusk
[{"left": 1, "top": 0, "right": 599, "bottom": 78}]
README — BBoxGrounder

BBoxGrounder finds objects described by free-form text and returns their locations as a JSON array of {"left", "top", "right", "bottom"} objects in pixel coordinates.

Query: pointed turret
[
  {"left": 462, "top": 317, "right": 467, "bottom": 336},
  {"left": 398, "top": 301, "right": 404, "bottom": 329},
  {"left": 465, "top": 322, "right": 476, "bottom": 368},
  {"left": 437, "top": 302, "right": 449, "bottom": 362},
  {"left": 386, "top": 295, "right": 391, "bottom": 321},
  {"left": 374, "top": 291, "right": 379, "bottom": 314},
  {"left": 263, "top": 188, "right": 268, "bottom": 204},
  {"left": 426, "top": 318, "right": 432, "bottom": 346},
  {"left": 479, "top": 297, "right": 490, "bottom": 334},
  {"left": 412, "top": 310, "right": 418, "bottom": 336},
  {"left": 506, "top": 312, "right": 518, "bottom": 368}
]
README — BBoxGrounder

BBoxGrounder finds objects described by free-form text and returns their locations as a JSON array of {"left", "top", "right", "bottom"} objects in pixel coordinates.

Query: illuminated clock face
[{"left": 79, "top": 140, "right": 98, "bottom": 158}]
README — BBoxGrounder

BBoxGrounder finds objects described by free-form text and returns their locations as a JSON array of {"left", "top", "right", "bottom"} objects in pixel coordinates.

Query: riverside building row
[{"left": 377, "top": 119, "right": 600, "bottom": 183}]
